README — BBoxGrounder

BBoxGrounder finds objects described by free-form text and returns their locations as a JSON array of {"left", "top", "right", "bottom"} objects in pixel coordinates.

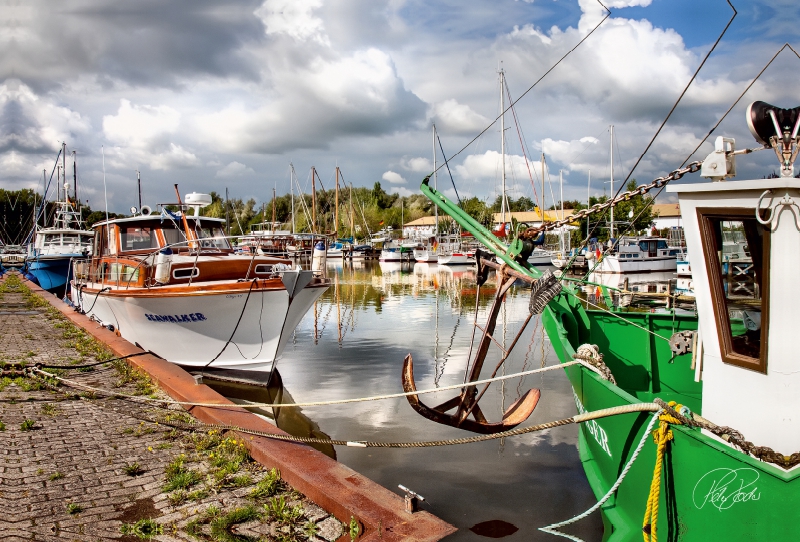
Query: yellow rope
[{"left": 642, "top": 402, "right": 683, "bottom": 542}]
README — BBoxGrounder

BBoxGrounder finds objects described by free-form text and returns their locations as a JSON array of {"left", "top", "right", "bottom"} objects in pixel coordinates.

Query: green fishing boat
[{"left": 407, "top": 101, "right": 800, "bottom": 541}]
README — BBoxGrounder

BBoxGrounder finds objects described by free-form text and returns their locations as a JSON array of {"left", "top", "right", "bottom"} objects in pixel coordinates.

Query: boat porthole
[{"left": 172, "top": 268, "right": 200, "bottom": 279}]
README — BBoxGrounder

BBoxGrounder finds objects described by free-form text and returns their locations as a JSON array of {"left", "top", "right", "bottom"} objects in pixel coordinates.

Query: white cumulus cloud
[
  {"left": 216, "top": 161, "right": 256, "bottom": 178},
  {"left": 382, "top": 170, "right": 406, "bottom": 184}
]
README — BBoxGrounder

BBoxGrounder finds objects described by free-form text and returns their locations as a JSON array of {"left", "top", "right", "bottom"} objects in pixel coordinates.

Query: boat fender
[{"left": 154, "top": 247, "right": 173, "bottom": 284}]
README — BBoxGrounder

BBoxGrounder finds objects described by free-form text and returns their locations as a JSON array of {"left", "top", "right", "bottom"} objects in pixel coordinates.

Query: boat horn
[{"left": 402, "top": 256, "right": 541, "bottom": 434}]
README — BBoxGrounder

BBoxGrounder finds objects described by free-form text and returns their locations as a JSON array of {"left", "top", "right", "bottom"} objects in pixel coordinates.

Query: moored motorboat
[
  {"left": 26, "top": 199, "right": 93, "bottom": 294},
  {"left": 594, "top": 236, "right": 678, "bottom": 273},
  {"left": 71, "top": 189, "right": 330, "bottom": 371}
]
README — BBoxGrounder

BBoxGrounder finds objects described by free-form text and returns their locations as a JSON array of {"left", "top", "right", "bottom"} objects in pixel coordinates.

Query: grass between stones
[{"left": 3, "top": 275, "right": 344, "bottom": 541}]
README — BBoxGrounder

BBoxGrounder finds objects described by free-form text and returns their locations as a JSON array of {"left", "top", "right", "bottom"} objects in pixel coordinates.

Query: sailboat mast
[
  {"left": 500, "top": 66, "right": 506, "bottom": 225},
  {"left": 587, "top": 170, "right": 591, "bottom": 239},
  {"left": 290, "top": 167, "right": 296, "bottom": 235},
  {"left": 349, "top": 183, "right": 354, "bottom": 240},
  {"left": 335, "top": 167, "right": 340, "bottom": 238},
  {"left": 540, "top": 151, "right": 546, "bottom": 225},
  {"left": 73, "top": 151, "right": 78, "bottom": 210},
  {"left": 433, "top": 124, "right": 438, "bottom": 237},
  {"left": 311, "top": 166, "right": 317, "bottom": 234},
  {"left": 609, "top": 125, "right": 614, "bottom": 240},
  {"left": 62, "top": 141, "right": 66, "bottom": 202},
  {"left": 271, "top": 187, "right": 276, "bottom": 234}
]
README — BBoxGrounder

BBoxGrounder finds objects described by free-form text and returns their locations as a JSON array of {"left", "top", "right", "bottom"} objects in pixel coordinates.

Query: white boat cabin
[{"left": 669, "top": 100, "right": 800, "bottom": 454}]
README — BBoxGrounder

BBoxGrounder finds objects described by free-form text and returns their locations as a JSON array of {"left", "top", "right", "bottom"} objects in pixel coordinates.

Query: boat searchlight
[{"left": 746, "top": 100, "right": 800, "bottom": 177}]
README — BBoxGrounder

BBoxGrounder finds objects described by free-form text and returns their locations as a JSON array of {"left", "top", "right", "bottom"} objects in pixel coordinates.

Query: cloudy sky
[{"left": 3, "top": 0, "right": 799, "bottom": 214}]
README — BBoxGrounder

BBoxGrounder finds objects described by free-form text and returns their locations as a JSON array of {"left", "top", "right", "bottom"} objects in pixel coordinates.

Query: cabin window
[
  {"left": 120, "top": 226, "right": 158, "bottom": 251},
  {"left": 698, "top": 208, "right": 769, "bottom": 373},
  {"left": 44, "top": 234, "right": 61, "bottom": 246},
  {"left": 161, "top": 226, "right": 190, "bottom": 249},
  {"left": 173, "top": 267, "right": 200, "bottom": 279},
  {"left": 109, "top": 263, "right": 140, "bottom": 284},
  {"left": 96, "top": 225, "right": 116, "bottom": 255},
  {"left": 254, "top": 264, "right": 273, "bottom": 274}
]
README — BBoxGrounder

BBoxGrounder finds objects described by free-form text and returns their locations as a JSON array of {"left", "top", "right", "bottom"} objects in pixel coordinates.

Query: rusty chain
[{"left": 519, "top": 160, "right": 703, "bottom": 239}]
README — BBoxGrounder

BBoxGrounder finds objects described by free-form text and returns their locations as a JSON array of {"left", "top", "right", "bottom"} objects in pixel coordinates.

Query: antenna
[{"left": 136, "top": 170, "right": 142, "bottom": 211}]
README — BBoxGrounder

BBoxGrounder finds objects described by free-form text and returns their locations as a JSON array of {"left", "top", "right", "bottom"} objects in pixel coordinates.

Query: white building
[{"left": 651, "top": 203, "right": 682, "bottom": 229}]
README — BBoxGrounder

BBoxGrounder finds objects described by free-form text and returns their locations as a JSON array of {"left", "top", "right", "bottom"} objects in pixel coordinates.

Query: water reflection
[
  {"left": 222, "top": 260, "right": 604, "bottom": 540},
  {"left": 196, "top": 369, "right": 337, "bottom": 459}
]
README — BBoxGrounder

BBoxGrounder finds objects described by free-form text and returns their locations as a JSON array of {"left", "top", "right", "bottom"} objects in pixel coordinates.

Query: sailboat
[
  {"left": 414, "top": 125, "right": 442, "bottom": 263},
  {"left": 26, "top": 145, "right": 93, "bottom": 294}
]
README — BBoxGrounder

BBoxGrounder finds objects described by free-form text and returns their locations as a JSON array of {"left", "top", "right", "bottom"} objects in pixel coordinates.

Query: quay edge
[{"left": 20, "top": 273, "right": 457, "bottom": 542}]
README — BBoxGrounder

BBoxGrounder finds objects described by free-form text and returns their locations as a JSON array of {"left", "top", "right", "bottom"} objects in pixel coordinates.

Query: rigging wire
[
  {"left": 437, "top": 132, "right": 462, "bottom": 206},
  {"left": 429, "top": 7, "right": 611, "bottom": 178}
]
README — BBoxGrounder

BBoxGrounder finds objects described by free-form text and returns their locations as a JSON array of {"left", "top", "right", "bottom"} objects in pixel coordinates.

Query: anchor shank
[{"left": 455, "top": 273, "right": 518, "bottom": 424}]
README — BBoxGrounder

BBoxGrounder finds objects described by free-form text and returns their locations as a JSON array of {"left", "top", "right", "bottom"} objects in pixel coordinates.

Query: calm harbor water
[{"left": 207, "top": 260, "right": 605, "bottom": 541}]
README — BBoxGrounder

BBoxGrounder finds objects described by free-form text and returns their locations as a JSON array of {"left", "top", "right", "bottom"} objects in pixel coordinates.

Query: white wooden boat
[
  {"left": 594, "top": 237, "right": 677, "bottom": 273},
  {"left": 70, "top": 191, "right": 330, "bottom": 371}
]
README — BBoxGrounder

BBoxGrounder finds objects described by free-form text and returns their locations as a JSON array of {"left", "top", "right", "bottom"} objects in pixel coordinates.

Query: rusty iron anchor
[{"left": 402, "top": 263, "right": 542, "bottom": 434}]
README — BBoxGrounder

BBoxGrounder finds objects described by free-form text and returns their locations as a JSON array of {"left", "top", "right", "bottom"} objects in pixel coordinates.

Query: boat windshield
[
  {"left": 160, "top": 222, "right": 230, "bottom": 250},
  {"left": 196, "top": 226, "right": 230, "bottom": 249},
  {"left": 120, "top": 226, "right": 159, "bottom": 252}
]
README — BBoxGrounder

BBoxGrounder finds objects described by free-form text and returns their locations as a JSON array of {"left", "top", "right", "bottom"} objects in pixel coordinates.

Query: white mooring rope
[
  {"left": 539, "top": 411, "right": 662, "bottom": 541},
  {"left": 35, "top": 358, "right": 602, "bottom": 409}
]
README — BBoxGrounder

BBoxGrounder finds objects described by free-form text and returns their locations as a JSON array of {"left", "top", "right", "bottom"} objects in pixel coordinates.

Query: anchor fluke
[{"left": 402, "top": 354, "right": 540, "bottom": 434}]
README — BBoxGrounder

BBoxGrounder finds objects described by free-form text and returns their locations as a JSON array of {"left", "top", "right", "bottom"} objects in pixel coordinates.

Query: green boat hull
[
  {"left": 416, "top": 176, "right": 796, "bottom": 540},
  {"left": 543, "top": 296, "right": 798, "bottom": 541}
]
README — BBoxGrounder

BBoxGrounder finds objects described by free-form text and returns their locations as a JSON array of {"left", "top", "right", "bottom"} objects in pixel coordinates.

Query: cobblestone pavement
[{"left": 0, "top": 274, "right": 344, "bottom": 542}]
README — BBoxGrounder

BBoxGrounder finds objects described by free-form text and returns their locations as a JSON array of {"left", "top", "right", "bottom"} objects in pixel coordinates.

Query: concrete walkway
[{"left": 0, "top": 274, "right": 344, "bottom": 541}]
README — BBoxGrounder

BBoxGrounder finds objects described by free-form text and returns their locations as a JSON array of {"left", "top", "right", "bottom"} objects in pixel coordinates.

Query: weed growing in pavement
[
  {"left": 20, "top": 419, "right": 36, "bottom": 431},
  {"left": 0, "top": 421, "right": 5, "bottom": 431},
  {"left": 264, "top": 495, "right": 304, "bottom": 524},
  {"left": 123, "top": 462, "right": 144, "bottom": 476},
  {"left": 112, "top": 360, "right": 156, "bottom": 396},
  {"left": 210, "top": 505, "right": 261, "bottom": 540},
  {"left": 163, "top": 455, "right": 202, "bottom": 492},
  {"left": 249, "top": 468, "right": 282, "bottom": 500},
  {"left": 303, "top": 520, "right": 319, "bottom": 538},
  {"left": 65, "top": 502, "right": 83, "bottom": 514},
  {"left": 120, "top": 518, "right": 162, "bottom": 539},
  {"left": 40, "top": 403, "right": 61, "bottom": 416},
  {"left": 49, "top": 472, "right": 64, "bottom": 481}
]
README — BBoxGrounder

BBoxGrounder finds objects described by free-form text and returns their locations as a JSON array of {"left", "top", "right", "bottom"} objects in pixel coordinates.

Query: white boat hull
[
  {"left": 594, "top": 255, "right": 677, "bottom": 273},
  {"left": 437, "top": 252, "right": 475, "bottom": 265},
  {"left": 71, "top": 278, "right": 327, "bottom": 370},
  {"left": 413, "top": 248, "right": 438, "bottom": 263}
]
